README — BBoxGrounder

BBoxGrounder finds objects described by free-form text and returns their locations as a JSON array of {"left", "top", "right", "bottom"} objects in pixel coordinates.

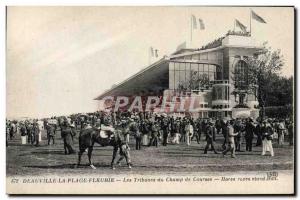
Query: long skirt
[
  {"left": 262, "top": 139, "right": 274, "bottom": 156},
  {"left": 186, "top": 134, "right": 191, "bottom": 146},
  {"left": 142, "top": 134, "right": 149, "bottom": 145}
]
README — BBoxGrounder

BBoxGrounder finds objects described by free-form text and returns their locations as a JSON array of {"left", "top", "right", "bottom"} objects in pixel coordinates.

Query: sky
[{"left": 6, "top": 6, "right": 294, "bottom": 118}]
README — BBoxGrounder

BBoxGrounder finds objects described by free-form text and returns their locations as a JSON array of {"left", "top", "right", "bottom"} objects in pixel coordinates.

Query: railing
[{"left": 210, "top": 80, "right": 229, "bottom": 84}]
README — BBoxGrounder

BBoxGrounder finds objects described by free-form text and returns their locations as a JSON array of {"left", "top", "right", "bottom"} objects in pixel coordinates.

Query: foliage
[
  {"left": 265, "top": 105, "right": 293, "bottom": 119},
  {"left": 245, "top": 43, "right": 284, "bottom": 106},
  {"left": 177, "top": 70, "right": 210, "bottom": 93},
  {"left": 238, "top": 42, "right": 286, "bottom": 117}
]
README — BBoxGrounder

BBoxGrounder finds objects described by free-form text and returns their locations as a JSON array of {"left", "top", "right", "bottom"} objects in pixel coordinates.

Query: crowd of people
[{"left": 6, "top": 110, "right": 294, "bottom": 158}]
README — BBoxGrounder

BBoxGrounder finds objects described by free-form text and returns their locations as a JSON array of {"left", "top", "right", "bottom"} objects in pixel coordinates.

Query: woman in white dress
[{"left": 261, "top": 120, "right": 274, "bottom": 157}]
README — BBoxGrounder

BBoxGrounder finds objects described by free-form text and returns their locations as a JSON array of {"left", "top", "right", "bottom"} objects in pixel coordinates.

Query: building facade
[{"left": 95, "top": 31, "right": 262, "bottom": 119}]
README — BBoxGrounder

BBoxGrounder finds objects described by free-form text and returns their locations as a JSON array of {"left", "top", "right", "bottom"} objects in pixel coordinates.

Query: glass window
[
  {"left": 204, "top": 64, "right": 209, "bottom": 72},
  {"left": 200, "top": 53, "right": 208, "bottom": 60},
  {"left": 174, "top": 62, "right": 180, "bottom": 70},
  {"left": 234, "top": 60, "right": 248, "bottom": 90},
  {"left": 212, "top": 88, "right": 216, "bottom": 99},
  {"left": 191, "top": 63, "right": 198, "bottom": 72},
  {"left": 186, "top": 63, "right": 191, "bottom": 71},
  {"left": 192, "top": 54, "right": 200, "bottom": 60},
  {"left": 218, "top": 86, "right": 223, "bottom": 100},
  {"left": 199, "top": 64, "right": 203, "bottom": 72},
  {"left": 208, "top": 72, "right": 215, "bottom": 81},
  {"left": 185, "top": 55, "right": 192, "bottom": 60},
  {"left": 190, "top": 71, "right": 198, "bottom": 90},
  {"left": 174, "top": 70, "right": 180, "bottom": 89},
  {"left": 224, "top": 86, "right": 228, "bottom": 100},
  {"left": 180, "top": 62, "right": 185, "bottom": 71},
  {"left": 186, "top": 69, "right": 191, "bottom": 84},
  {"left": 208, "top": 52, "right": 217, "bottom": 60},
  {"left": 169, "top": 62, "right": 174, "bottom": 70},
  {"left": 179, "top": 70, "right": 185, "bottom": 83},
  {"left": 169, "top": 70, "right": 175, "bottom": 90},
  {"left": 209, "top": 64, "right": 216, "bottom": 72}
]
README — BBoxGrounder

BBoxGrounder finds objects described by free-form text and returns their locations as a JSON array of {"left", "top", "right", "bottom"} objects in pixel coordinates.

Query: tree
[
  {"left": 177, "top": 70, "right": 210, "bottom": 93},
  {"left": 244, "top": 42, "right": 285, "bottom": 118}
]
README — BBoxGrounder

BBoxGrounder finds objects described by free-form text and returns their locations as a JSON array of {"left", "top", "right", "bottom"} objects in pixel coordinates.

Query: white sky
[{"left": 6, "top": 6, "right": 294, "bottom": 118}]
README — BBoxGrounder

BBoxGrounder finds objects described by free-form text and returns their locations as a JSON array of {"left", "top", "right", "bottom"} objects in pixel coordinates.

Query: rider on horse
[{"left": 77, "top": 115, "right": 132, "bottom": 170}]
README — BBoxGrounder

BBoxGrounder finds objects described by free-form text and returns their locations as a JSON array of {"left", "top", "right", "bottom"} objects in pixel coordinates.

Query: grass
[{"left": 6, "top": 130, "right": 294, "bottom": 176}]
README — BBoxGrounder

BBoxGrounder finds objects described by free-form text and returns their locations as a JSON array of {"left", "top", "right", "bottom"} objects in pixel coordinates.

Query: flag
[
  {"left": 251, "top": 10, "right": 267, "bottom": 23},
  {"left": 176, "top": 41, "right": 186, "bottom": 51},
  {"left": 191, "top": 15, "right": 197, "bottom": 29},
  {"left": 199, "top": 18, "right": 205, "bottom": 30},
  {"left": 155, "top": 49, "right": 159, "bottom": 57},
  {"left": 149, "top": 47, "right": 154, "bottom": 57},
  {"left": 235, "top": 19, "right": 247, "bottom": 32}
]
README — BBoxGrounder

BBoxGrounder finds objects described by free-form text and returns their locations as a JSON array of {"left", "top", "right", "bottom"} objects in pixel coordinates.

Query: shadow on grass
[{"left": 24, "top": 162, "right": 112, "bottom": 169}]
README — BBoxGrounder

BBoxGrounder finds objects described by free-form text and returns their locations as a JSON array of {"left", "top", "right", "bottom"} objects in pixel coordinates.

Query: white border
[{"left": 0, "top": 1, "right": 298, "bottom": 199}]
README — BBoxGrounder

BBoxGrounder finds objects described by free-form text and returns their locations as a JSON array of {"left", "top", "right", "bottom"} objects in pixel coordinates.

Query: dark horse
[{"left": 76, "top": 126, "right": 131, "bottom": 169}]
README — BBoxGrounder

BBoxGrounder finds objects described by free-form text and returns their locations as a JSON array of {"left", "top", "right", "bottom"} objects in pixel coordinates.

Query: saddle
[{"left": 98, "top": 125, "right": 115, "bottom": 139}]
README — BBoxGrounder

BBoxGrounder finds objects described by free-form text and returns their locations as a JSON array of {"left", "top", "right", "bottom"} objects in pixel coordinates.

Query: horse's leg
[
  {"left": 75, "top": 148, "right": 85, "bottom": 168},
  {"left": 116, "top": 155, "right": 124, "bottom": 166},
  {"left": 124, "top": 153, "right": 132, "bottom": 169},
  {"left": 88, "top": 146, "right": 96, "bottom": 169},
  {"left": 111, "top": 146, "right": 118, "bottom": 170},
  {"left": 122, "top": 145, "right": 132, "bottom": 169},
  {"left": 63, "top": 138, "right": 68, "bottom": 155}
]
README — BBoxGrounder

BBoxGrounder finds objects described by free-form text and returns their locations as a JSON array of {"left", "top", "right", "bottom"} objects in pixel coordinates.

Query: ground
[{"left": 6, "top": 129, "right": 294, "bottom": 176}]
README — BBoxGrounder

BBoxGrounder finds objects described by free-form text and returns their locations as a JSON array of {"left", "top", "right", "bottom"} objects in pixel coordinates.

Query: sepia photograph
[{"left": 5, "top": 6, "right": 295, "bottom": 195}]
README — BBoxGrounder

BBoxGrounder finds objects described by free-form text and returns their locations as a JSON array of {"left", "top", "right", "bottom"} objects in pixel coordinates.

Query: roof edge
[{"left": 94, "top": 57, "right": 168, "bottom": 100}]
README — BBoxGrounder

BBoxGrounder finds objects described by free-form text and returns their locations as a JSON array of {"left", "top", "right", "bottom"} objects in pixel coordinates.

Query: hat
[{"left": 162, "top": 113, "right": 167, "bottom": 117}]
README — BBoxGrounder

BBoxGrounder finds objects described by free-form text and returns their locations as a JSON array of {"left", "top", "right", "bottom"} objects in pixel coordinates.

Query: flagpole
[
  {"left": 148, "top": 47, "right": 151, "bottom": 65},
  {"left": 250, "top": 10, "right": 252, "bottom": 36},
  {"left": 190, "top": 15, "right": 193, "bottom": 45},
  {"left": 234, "top": 20, "right": 236, "bottom": 32}
]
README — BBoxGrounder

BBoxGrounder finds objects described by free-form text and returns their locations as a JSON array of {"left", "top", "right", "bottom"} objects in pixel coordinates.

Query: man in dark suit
[
  {"left": 45, "top": 122, "right": 56, "bottom": 145},
  {"left": 204, "top": 119, "right": 218, "bottom": 154},
  {"left": 32, "top": 122, "right": 40, "bottom": 147},
  {"left": 245, "top": 117, "right": 255, "bottom": 151}
]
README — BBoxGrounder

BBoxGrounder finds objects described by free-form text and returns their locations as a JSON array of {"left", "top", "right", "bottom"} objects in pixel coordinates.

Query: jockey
[{"left": 101, "top": 116, "right": 115, "bottom": 132}]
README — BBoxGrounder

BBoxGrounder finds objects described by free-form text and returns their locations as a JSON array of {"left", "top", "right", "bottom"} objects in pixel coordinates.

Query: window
[
  {"left": 192, "top": 54, "right": 200, "bottom": 60},
  {"left": 199, "top": 64, "right": 204, "bottom": 72},
  {"left": 169, "top": 69, "right": 174, "bottom": 89},
  {"left": 216, "top": 65, "right": 222, "bottom": 80},
  {"left": 185, "top": 55, "right": 192, "bottom": 60},
  {"left": 179, "top": 70, "right": 185, "bottom": 83},
  {"left": 186, "top": 68, "right": 191, "bottom": 84},
  {"left": 171, "top": 61, "right": 219, "bottom": 91},
  {"left": 174, "top": 70, "right": 180, "bottom": 88},
  {"left": 179, "top": 62, "right": 185, "bottom": 71},
  {"left": 191, "top": 63, "right": 198, "bottom": 72},
  {"left": 234, "top": 60, "right": 248, "bottom": 90},
  {"left": 169, "top": 62, "right": 174, "bottom": 70},
  {"left": 174, "top": 62, "right": 180, "bottom": 70},
  {"left": 204, "top": 64, "right": 209, "bottom": 72},
  {"left": 200, "top": 53, "right": 208, "bottom": 60},
  {"left": 212, "top": 85, "right": 229, "bottom": 100}
]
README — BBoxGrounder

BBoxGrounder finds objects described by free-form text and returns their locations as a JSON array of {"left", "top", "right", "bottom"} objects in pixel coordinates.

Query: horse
[{"left": 76, "top": 126, "right": 131, "bottom": 170}]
